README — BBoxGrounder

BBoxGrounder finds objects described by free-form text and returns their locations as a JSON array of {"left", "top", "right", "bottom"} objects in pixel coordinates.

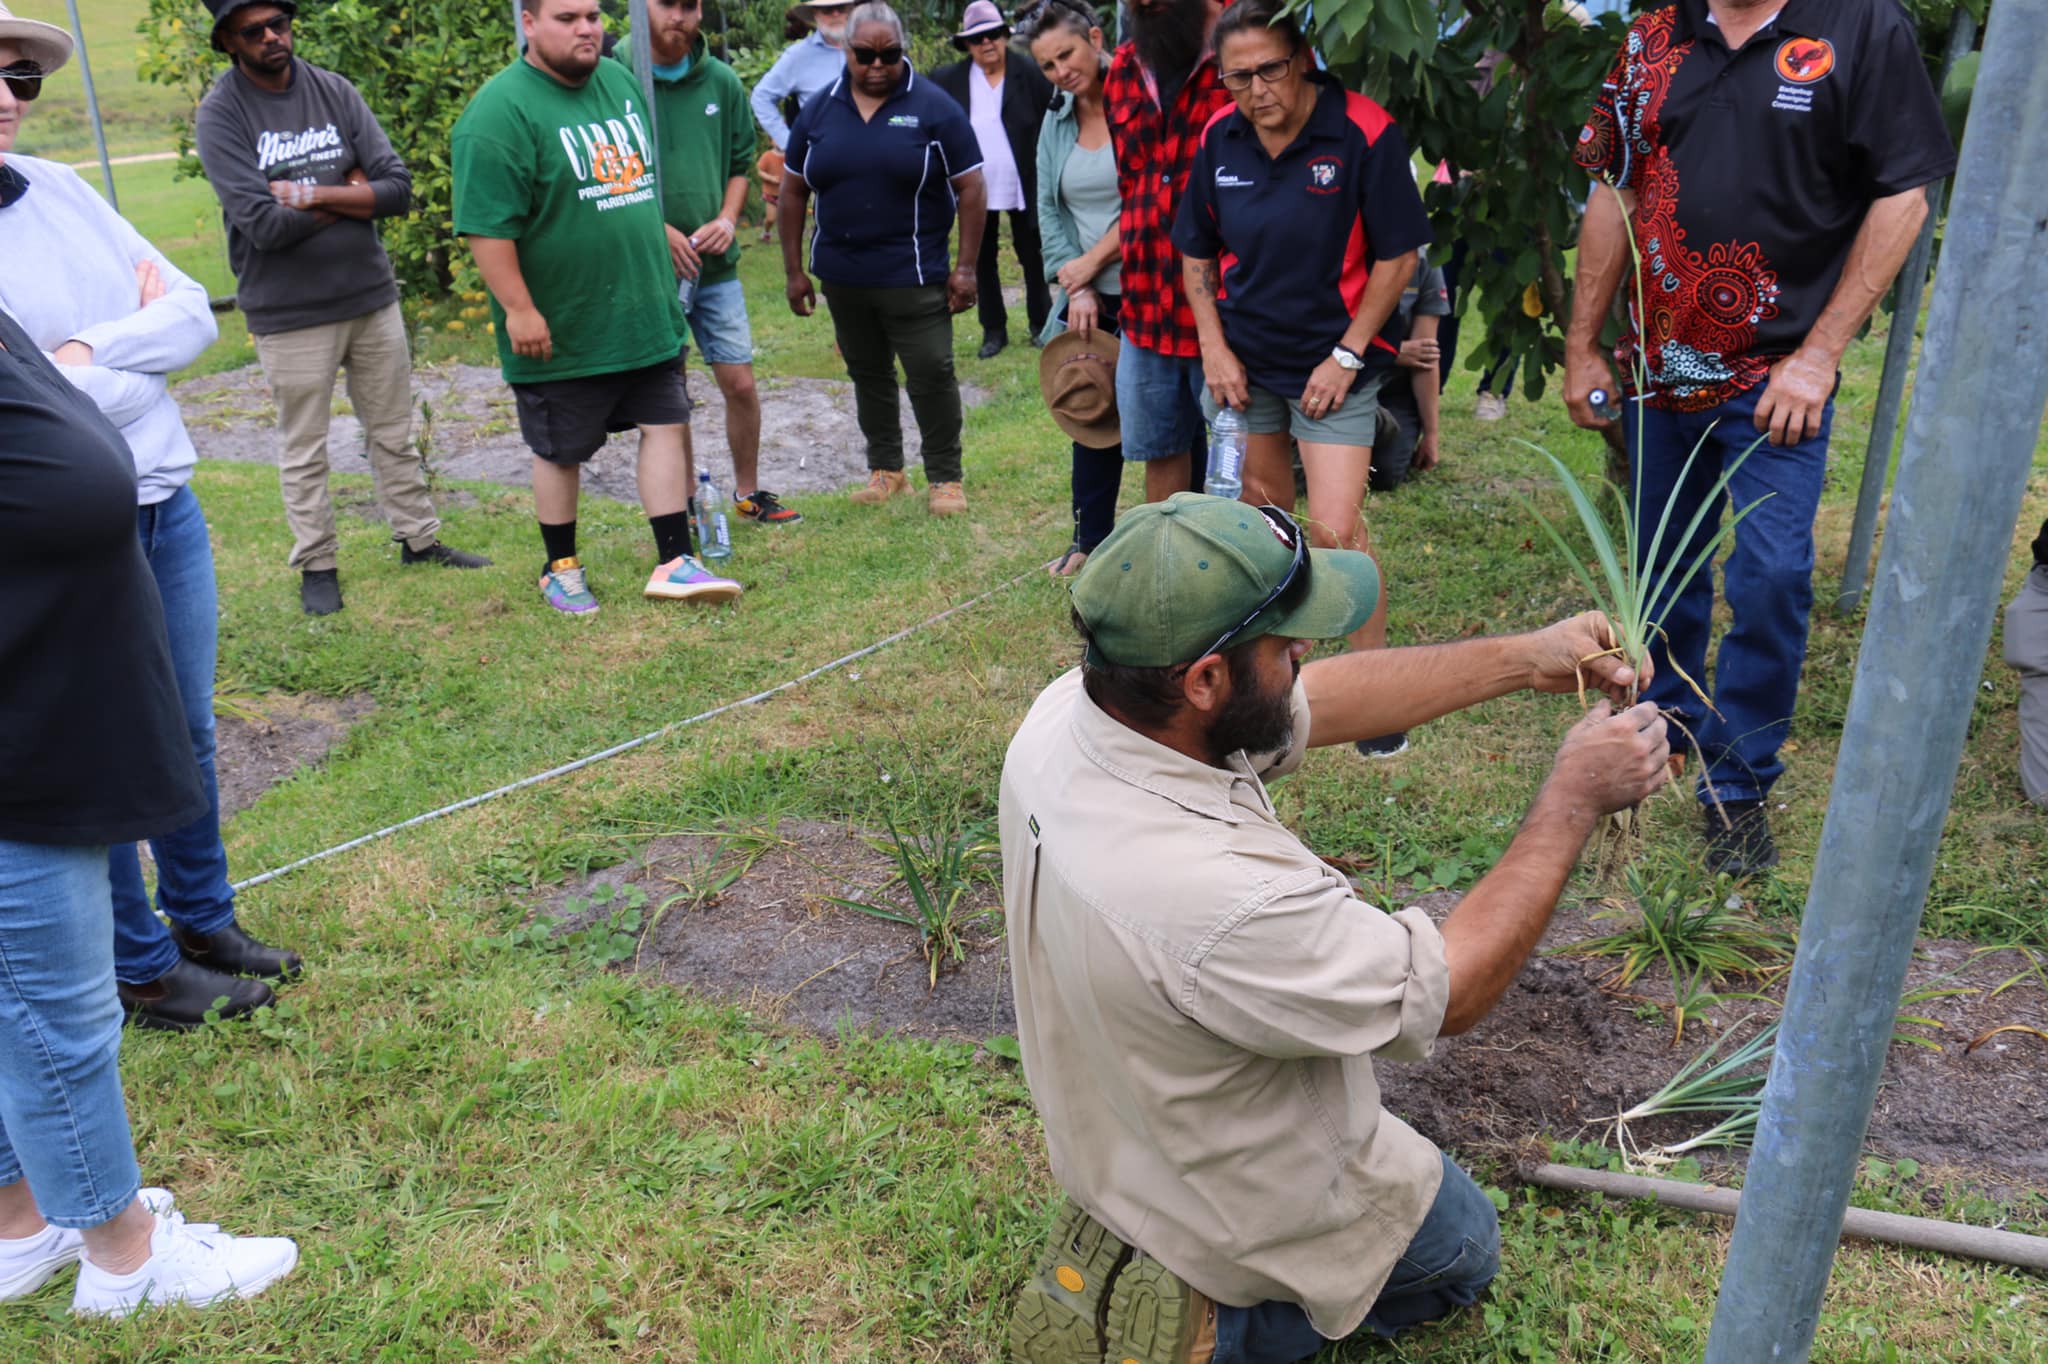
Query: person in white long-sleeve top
[
  {"left": 750, "top": 0, "right": 855, "bottom": 153},
  {"left": 0, "top": 33, "right": 310, "bottom": 1034}
]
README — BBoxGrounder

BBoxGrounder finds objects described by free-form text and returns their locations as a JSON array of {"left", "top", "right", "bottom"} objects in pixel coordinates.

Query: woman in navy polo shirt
[
  {"left": 1171, "top": 0, "right": 1430, "bottom": 664},
  {"left": 778, "top": 1, "right": 988, "bottom": 518}
]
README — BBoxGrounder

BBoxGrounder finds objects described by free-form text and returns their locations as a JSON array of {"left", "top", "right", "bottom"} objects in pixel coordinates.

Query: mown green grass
[{"left": 1, "top": 229, "right": 2044, "bottom": 1358}]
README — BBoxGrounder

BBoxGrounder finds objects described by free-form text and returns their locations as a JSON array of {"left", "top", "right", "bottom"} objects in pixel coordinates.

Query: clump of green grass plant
[{"left": 1565, "top": 857, "right": 1795, "bottom": 991}]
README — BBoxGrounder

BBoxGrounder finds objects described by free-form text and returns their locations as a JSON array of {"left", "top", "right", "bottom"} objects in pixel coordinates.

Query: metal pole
[
  {"left": 1835, "top": 3, "right": 1978, "bottom": 614},
  {"left": 1703, "top": 3, "right": 2048, "bottom": 1359},
  {"left": 512, "top": 0, "right": 525, "bottom": 54},
  {"left": 625, "top": 0, "right": 664, "bottom": 208},
  {"left": 62, "top": 0, "right": 116, "bottom": 209}
]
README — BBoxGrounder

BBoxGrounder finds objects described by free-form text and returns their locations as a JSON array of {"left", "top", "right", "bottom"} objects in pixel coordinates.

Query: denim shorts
[
  {"left": 1201, "top": 370, "right": 1390, "bottom": 448},
  {"left": 684, "top": 277, "right": 754, "bottom": 368},
  {"left": 1115, "top": 338, "right": 1208, "bottom": 462}
]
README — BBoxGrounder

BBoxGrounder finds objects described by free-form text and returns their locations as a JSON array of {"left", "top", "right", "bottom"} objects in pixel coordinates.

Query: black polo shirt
[
  {"left": 785, "top": 65, "right": 984, "bottom": 290},
  {"left": 1574, "top": 0, "right": 1954, "bottom": 412}
]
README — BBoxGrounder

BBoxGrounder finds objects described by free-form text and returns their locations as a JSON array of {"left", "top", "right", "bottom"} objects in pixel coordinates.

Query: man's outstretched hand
[
  {"left": 1547, "top": 699, "right": 1672, "bottom": 819},
  {"left": 1525, "top": 611, "right": 1654, "bottom": 705}
]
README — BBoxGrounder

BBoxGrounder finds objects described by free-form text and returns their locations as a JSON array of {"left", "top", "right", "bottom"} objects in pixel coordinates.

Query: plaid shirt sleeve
[{"left": 1106, "top": 47, "right": 1233, "bottom": 359}]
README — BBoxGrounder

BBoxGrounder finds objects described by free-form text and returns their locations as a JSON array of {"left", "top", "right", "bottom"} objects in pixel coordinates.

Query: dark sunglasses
[
  {"left": 235, "top": 13, "right": 294, "bottom": 42},
  {"left": 850, "top": 43, "right": 903, "bottom": 65},
  {"left": 0, "top": 64, "right": 43, "bottom": 102},
  {"left": 1190, "top": 504, "right": 1310, "bottom": 662},
  {"left": 966, "top": 29, "right": 1009, "bottom": 44},
  {"left": 1218, "top": 55, "right": 1295, "bottom": 91}
]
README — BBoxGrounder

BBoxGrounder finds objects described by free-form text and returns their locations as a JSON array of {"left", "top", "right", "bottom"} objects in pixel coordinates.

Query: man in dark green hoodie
[{"left": 620, "top": 0, "right": 802, "bottom": 527}]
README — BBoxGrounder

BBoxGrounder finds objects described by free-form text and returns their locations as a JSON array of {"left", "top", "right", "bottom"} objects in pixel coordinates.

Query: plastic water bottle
[
  {"left": 1588, "top": 387, "right": 1623, "bottom": 423},
  {"left": 1204, "top": 406, "right": 1246, "bottom": 500},
  {"left": 695, "top": 470, "right": 733, "bottom": 562}
]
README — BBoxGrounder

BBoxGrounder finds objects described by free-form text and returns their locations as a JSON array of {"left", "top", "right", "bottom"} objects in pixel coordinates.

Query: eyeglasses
[
  {"left": 849, "top": 43, "right": 903, "bottom": 65},
  {"left": 234, "top": 14, "right": 294, "bottom": 42},
  {"left": 966, "top": 29, "right": 1008, "bottom": 45},
  {"left": 1218, "top": 55, "right": 1295, "bottom": 91},
  {"left": 0, "top": 63, "right": 43, "bottom": 102},
  {"left": 1190, "top": 504, "right": 1310, "bottom": 662}
]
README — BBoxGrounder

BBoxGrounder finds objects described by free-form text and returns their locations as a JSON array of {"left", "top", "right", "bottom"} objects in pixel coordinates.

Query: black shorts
[{"left": 511, "top": 356, "right": 691, "bottom": 466}]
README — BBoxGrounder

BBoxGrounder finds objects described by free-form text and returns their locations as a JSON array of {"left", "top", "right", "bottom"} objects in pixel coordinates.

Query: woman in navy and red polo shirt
[{"left": 1172, "top": 0, "right": 1430, "bottom": 666}]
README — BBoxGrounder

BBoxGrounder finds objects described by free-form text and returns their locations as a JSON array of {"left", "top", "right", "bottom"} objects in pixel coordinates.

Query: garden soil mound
[
  {"left": 552, "top": 822, "right": 2048, "bottom": 1191},
  {"left": 215, "top": 692, "right": 376, "bottom": 820},
  {"left": 176, "top": 365, "right": 990, "bottom": 503}
]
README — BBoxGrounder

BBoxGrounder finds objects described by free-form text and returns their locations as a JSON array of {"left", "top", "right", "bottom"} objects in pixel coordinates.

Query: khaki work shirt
[{"left": 999, "top": 670, "right": 1451, "bottom": 1339}]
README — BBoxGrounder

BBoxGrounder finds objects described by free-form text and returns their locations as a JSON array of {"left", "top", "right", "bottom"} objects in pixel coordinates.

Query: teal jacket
[
  {"left": 612, "top": 35, "right": 755, "bottom": 288},
  {"left": 1034, "top": 86, "right": 1116, "bottom": 345}
]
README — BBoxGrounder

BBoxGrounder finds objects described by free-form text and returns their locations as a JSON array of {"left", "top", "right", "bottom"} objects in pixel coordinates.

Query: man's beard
[
  {"left": 1207, "top": 650, "right": 1295, "bottom": 765},
  {"left": 1130, "top": 0, "right": 1209, "bottom": 96}
]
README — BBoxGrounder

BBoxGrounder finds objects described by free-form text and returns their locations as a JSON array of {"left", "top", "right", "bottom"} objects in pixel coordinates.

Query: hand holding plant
[
  {"left": 1543, "top": 699, "right": 1673, "bottom": 821},
  {"left": 1522, "top": 610, "right": 1653, "bottom": 705}
]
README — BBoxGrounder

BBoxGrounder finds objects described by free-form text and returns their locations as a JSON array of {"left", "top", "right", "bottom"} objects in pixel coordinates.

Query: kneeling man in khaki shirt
[{"left": 999, "top": 494, "right": 1672, "bottom": 1364}]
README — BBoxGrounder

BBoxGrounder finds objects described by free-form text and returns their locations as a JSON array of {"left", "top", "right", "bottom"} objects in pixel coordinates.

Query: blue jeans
[
  {"left": 0, "top": 839, "right": 142, "bottom": 1228},
  {"left": 1116, "top": 337, "right": 1210, "bottom": 480},
  {"left": 1625, "top": 386, "right": 1834, "bottom": 804},
  {"left": 110, "top": 487, "right": 236, "bottom": 986},
  {"left": 1211, "top": 1154, "right": 1502, "bottom": 1362}
]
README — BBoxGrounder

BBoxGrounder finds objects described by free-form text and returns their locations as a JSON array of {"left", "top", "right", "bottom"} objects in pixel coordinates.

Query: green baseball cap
[{"left": 1071, "top": 494, "right": 1381, "bottom": 667}]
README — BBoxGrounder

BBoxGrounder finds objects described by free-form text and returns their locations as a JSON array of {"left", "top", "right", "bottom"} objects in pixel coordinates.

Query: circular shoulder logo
[{"left": 1775, "top": 36, "right": 1835, "bottom": 84}]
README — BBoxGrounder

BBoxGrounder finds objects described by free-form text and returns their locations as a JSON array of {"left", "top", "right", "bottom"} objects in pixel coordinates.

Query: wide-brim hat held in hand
[
  {"left": 0, "top": 3, "right": 74, "bottom": 76},
  {"left": 1040, "top": 329, "right": 1120, "bottom": 449},
  {"left": 953, "top": 0, "right": 1009, "bottom": 49}
]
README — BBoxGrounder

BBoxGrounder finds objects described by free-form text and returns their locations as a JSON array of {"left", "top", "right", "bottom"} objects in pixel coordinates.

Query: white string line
[{"left": 230, "top": 568, "right": 1039, "bottom": 892}]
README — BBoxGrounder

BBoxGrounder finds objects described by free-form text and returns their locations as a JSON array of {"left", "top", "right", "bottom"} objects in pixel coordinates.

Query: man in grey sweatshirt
[
  {"left": 194, "top": 0, "right": 488, "bottom": 615},
  {"left": 2008, "top": 521, "right": 2048, "bottom": 809}
]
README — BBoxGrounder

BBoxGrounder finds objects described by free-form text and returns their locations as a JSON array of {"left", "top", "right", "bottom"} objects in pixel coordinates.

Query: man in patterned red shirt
[
  {"left": 1564, "top": 0, "right": 1952, "bottom": 874},
  {"left": 1104, "top": 0, "right": 1233, "bottom": 502}
]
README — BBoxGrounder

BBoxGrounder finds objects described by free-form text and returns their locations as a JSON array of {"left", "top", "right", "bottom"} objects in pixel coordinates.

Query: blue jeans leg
[
  {"left": 0, "top": 839, "right": 143, "bottom": 1228},
  {"left": 1628, "top": 390, "right": 1831, "bottom": 803},
  {"left": 1211, "top": 1154, "right": 1502, "bottom": 1363},
  {"left": 111, "top": 487, "right": 237, "bottom": 986}
]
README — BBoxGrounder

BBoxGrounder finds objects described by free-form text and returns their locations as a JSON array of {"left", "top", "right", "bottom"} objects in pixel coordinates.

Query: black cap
[{"left": 203, "top": 0, "right": 295, "bottom": 51}]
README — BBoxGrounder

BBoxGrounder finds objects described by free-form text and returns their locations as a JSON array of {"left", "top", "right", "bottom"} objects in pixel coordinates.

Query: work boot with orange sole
[{"left": 1009, "top": 1197, "right": 1134, "bottom": 1363}]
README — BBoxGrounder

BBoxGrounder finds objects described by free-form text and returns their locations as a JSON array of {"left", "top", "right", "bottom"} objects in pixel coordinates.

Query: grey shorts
[{"left": 1202, "top": 369, "right": 1390, "bottom": 448}]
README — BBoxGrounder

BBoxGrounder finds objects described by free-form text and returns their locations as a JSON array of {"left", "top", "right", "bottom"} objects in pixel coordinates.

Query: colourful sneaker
[
  {"left": 645, "top": 555, "right": 743, "bottom": 603},
  {"left": 1008, "top": 1197, "right": 1133, "bottom": 1364},
  {"left": 734, "top": 488, "right": 803, "bottom": 525},
  {"left": 540, "top": 557, "right": 599, "bottom": 616}
]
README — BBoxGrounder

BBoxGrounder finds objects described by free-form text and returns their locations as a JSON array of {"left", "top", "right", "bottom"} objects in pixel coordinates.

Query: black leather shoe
[
  {"left": 119, "top": 960, "right": 274, "bottom": 1033},
  {"left": 401, "top": 541, "right": 493, "bottom": 568},
  {"left": 977, "top": 333, "right": 1006, "bottom": 359},
  {"left": 300, "top": 568, "right": 342, "bottom": 615},
  {"left": 171, "top": 921, "right": 304, "bottom": 983},
  {"left": 1704, "top": 799, "right": 1780, "bottom": 877}
]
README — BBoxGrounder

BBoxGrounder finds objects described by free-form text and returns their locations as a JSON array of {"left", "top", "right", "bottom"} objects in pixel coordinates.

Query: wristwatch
[{"left": 1330, "top": 345, "right": 1366, "bottom": 372}]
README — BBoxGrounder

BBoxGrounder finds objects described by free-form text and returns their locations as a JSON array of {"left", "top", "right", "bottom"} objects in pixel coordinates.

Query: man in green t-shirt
[
  {"left": 617, "top": 0, "right": 801, "bottom": 529},
  {"left": 452, "top": 0, "right": 740, "bottom": 615}
]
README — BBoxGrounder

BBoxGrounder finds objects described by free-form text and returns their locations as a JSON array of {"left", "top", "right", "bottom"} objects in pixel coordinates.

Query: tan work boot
[
  {"left": 1009, "top": 1198, "right": 1134, "bottom": 1364},
  {"left": 928, "top": 481, "right": 968, "bottom": 516},
  {"left": 1105, "top": 1257, "right": 1217, "bottom": 1364},
  {"left": 850, "top": 469, "right": 911, "bottom": 504}
]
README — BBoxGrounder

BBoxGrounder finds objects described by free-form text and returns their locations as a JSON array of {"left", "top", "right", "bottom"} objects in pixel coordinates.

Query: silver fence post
[
  {"left": 62, "top": 0, "right": 116, "bottom": 209},
  {"left": 625, "top": 0, "right": 664, "bottom": 207},
  {"left": 1835, "top": 3, "right": 1978, "bottom": 614},
  {"left": 1702, "top": 2, "right": 2048, "bottom": 1359}
]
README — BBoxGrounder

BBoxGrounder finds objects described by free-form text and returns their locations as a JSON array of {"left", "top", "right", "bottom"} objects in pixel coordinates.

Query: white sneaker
[
  {"left": 1474, "top": 391, "right": 1508, "bottom": 421},
  {"left": 71, "top": 1193, "right": 297, "bottom": 1318},
  {"left": 0, "top": 1189, "right": 174, "bottom": 1302}
]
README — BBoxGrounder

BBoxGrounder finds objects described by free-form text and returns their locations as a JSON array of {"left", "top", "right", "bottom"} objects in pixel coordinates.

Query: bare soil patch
[
  {"left": 547, "top": 820, "right": 2048, "bottom": 1189},
  {"left": 215, "top": 693, "right": 377, "bottom": 820},
  {"left": 175, "top": 364, "right": 991, "bottom": 506},
  {"left": 542, "top": 819, "right": 1010, "bottom": 1043}
]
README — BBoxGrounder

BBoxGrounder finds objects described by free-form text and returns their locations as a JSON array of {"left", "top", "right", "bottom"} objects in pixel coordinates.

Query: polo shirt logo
[
  {"left": 1775, "top": 37, "right": 1835, "bottom": 84},
  {"left": 1214, "top": 165, "right": 1252, "bottom": 188},
  {"left": 887, "top": 114, "right": 921, "bottom": 127},
  {"left": 1306, "top": 156, "right": 1342, "bottom": 195}
]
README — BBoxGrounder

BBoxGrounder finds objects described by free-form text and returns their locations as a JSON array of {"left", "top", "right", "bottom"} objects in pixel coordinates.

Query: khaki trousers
[{"left": 252, "top": 301, "right": 439, "bottom": 571}]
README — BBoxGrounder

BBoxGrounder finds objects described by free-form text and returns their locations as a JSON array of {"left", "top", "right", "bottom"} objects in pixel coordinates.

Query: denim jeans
[
  {"left": 1211, "top": 1153, "right": 1502, "bottom": 1362},
  {"left": 109, "top": 486, "right": 237, "bottom": 986},
  {"left": 1625, "top": 385, "right": 1834, "bottom": 804},
  {"left": 0, "top": 839, "right": 143, "bottom": 1228}
]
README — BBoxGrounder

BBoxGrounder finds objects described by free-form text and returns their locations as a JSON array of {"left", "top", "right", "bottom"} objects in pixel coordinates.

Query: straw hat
[
  {"left": 1039, "top": 329, "right": 1119, "bottom": 449},
  {"left": 0, "top": 2, "right": 73, "bottom": 76}
]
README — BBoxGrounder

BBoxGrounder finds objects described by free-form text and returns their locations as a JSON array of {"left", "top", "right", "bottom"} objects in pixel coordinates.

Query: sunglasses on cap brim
[
  {"left": 0, "top": 64, "right": 43, "bottom": 102},
  {"left": 1189, "top": 504, "right": 1311, "bottom": 663}
]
